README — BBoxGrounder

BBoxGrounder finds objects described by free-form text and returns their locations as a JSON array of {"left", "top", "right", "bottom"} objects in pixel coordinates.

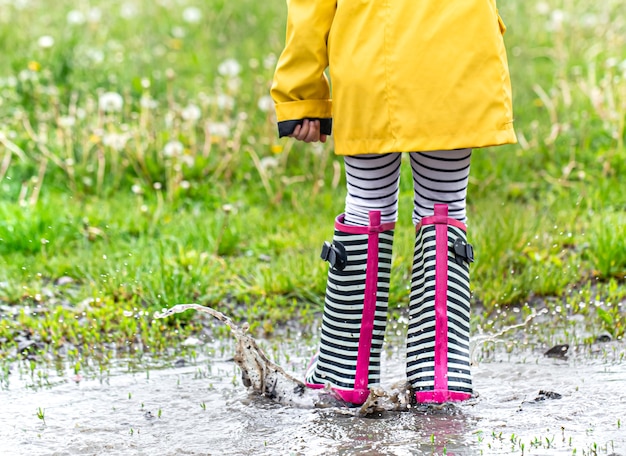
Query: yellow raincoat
[{"left": 271, "top": 0, "right": 517, "bottom": 155}]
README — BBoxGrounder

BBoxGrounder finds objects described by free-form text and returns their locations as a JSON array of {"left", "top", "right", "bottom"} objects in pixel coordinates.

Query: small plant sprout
[
  {"left": 200, "top": 402, "right": 206, "bottom": 410},
  {"left": 36, "top": 407, "right": 46, "bottom": 425}
]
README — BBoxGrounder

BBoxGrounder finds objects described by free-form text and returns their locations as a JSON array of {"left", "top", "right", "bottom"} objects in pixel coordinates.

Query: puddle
[{"left": 1, "top": 334, "right": 624, "bottom": 456}]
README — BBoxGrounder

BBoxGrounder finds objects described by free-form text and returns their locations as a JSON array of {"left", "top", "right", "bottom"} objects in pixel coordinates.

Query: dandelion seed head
[
  {"left": 548, "top": 9, "right": 567, "bottom": 30},
  {"left": 131, "top": 184, "right": 143, "bottom": 194},
  {"left": 180, "top": 180, "right": 191, "bottom": 190},
  {"left": 87, "top": 7, "right": 102, "bottom": 23},
  {"left": 98, "top": 91, "right": 124, "bottom": 112},
  {"left": 102, "top": 132, "right": 129, "bottom": 151},
  {"left": 153, "top": 44, "right": 167, "bottom": 57},
  {"left": 208, "top": 122, "right": 230, "bottom": 138},
  {"left": 182, "top": 6, "right": 202, "bottom": 23},
  {"left": 181, "top": 104, "right": 202, "bottom": 122},
  {"left": 67, "top": 10, "right": 86, "bottom": 25},
  {"left": 214, "top": 94, "right": 234, "bottom": 110},
  {"left": 226, "top": 77, "right": 242, "bottom": 92},
  {"left": 37, "top": 35, "right": 55, "bottom": 49},
  {"left": 18, "top": 70, "right": 34, "bottom": 82},
  {"left": 153, "top": 182, "right": 163, "bottom": 190},
  {"left": 260, "top": 157, "right": 279, "bottom": 171},
  {"left": 163, "top": 140, "right": 184, "bottom": 157},
  {"left": 218, "top": 58, "right": 241, "bottom": 77},
  {"left": 263, "top": 54, "right": 277, "bottom": 69},
  {"left": 140, "top": 96, "right": 158, "bottom": 109},
  {"left": 180, "top": 155, "right": 195, "bottom": 167},
  {"left": 85, "top": 48, "right": 104, "bottom": 64},
  {"left": 171, "top": 26, "right": 186, "bottom": 38},
  {"left": 257, "top": 95, "right": 274, "bottom": 112},
  {"left": 120, "top": 4, "right": 138, "bottom": 19}
]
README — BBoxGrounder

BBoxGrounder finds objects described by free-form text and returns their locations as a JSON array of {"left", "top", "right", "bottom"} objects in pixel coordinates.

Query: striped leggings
[{"left": 343, "top": 149, "right": 472, "bottom": 225}]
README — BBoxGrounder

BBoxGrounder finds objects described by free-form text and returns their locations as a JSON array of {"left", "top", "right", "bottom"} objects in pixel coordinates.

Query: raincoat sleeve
[{"left": 270, "top": 0, "right": 336, "bottom": 137}]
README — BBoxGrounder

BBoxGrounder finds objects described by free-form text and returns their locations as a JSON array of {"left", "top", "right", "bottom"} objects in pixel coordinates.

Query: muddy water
[{"left": 1, "top": 336, "right": 625, "bottom": 456}]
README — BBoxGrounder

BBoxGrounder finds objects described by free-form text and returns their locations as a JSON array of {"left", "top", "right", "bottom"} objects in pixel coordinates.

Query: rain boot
[
  {"left": 306, "top": 210, "right": 394, "bottom": 405},
  {"left": 406, "top": 204, "right": 474, "bottom": 403}
]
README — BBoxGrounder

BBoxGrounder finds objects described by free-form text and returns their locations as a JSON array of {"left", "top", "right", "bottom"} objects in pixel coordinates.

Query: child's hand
[{"left": 289, "top": 119, "right": 328, "bottom": 143}]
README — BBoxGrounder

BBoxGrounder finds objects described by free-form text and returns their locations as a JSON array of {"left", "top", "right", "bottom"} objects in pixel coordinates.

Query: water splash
[
  {"left": 155, "top": 304, "right": 413, "bottom": 414},
  {"left": 470, "top": 307, "right": 549, "bottom": 363}
]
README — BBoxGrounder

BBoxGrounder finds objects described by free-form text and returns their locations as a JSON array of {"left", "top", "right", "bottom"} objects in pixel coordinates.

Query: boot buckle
[
  {"left": 320, "top": 241, "right": 348, "bottom": 271},
  {"left": 453, "top": 238, "right": 474, "bottom": 265}
]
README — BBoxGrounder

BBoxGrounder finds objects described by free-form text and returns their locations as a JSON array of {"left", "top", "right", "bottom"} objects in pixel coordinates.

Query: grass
[{"left": 0, "top": 0, "right": 625, "bottom": 369}]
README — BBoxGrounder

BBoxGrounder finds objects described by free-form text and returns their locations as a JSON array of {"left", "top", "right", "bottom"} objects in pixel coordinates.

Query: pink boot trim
[
  {"left": 415, "top": 390, "right": 472, "bottom": 403},
  {"left": 353, "top": 210, "right": 382, "bottom": 397},
  {"left": 305, "top": 357, "right": 369, "bottom": 405},
  {"left": 304, "top": 381, "right": 370, "bottom": 405},
  {"left": 415, "top": 204, "right": 470, "bottom": 404}
]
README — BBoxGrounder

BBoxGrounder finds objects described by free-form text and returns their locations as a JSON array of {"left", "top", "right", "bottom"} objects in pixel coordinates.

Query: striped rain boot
[
  {"left": 406, "top": 204, "right": 474, "bottom": 403},
  {"left": 305, "top": 211, "right": 394, "bottom": 405}
]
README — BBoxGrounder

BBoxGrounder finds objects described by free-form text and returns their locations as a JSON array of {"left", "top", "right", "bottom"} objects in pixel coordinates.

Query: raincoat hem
[{"left": 333, "top": 128, "right": 517, "bottom": 156}]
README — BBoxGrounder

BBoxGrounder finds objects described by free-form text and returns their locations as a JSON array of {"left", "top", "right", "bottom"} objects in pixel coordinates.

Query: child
[{"left": 271, "top": 0, "right": 516, "bottom": 405}]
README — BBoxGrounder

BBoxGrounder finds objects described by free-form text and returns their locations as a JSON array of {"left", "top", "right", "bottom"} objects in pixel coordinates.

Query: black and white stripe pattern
[
  {"left": 344, "top": 149, "right": 471, "bottom": 226},
  {"left": 344, "top": 154, "right": 402, "bottom": 225},
  {"left": 406, "top": 223, "right": 473, "bottom": 394},
  {"left": 409, "top": 150, "right": 472, "bottom": 224},
  {"left": 306, "top": 228, "right": 394, "bottom": 389}
]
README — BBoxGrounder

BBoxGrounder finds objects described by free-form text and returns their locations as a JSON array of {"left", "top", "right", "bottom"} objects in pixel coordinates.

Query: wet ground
[{"left": 1, "top": 329, "right": 625, "bottom": 456}]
